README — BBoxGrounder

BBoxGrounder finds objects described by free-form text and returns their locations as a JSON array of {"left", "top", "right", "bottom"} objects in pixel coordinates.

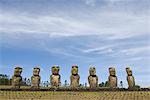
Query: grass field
[
  {"left": 0, "top": 85, "right": 150, "bottom": 100},
  {"left": 0, "top": 91, "right": 150, "bottom": 100}
]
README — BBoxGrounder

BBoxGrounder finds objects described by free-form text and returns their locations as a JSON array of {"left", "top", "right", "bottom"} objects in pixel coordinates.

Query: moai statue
[
  {"left": 11, "top": 67, "right": 22, "bottom": 89},
  {"left": 88, "top": 67, "right": 98, "bottom": 89},
  {"left": 31, "top": 67, "right": 41, "bottom": 89},
  {"left": 108, "top": 67, "right": 117, "bottom": 88},
  {"left": 50, "top": 66, "right": 61, "bottom": 88},
  {"left": 70, "top": 65, "right": 80, "bottom": 89},
  {"left": 126, "top": 67, "right": 135, "bottom": 88}
]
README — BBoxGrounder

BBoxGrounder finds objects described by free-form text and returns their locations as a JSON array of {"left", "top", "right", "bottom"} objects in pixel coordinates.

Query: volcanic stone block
[
  {"left": 108, "top": 67, "right": 117, "bottom": 88},
  {"left": 11, "top": 67, "right": 22, "bottom": 89},
  {"left": 70, "top": 65, "right": 80, "bottom": 88},
  {"left": 126, "top": 67, "right": 135, "bottom": 88},
  {"left": 50, "top": 66, "right": 61, "bottom": 87},
  {"left": 88, "top": 67, "right": 98, "bottom": 89},
  {"left": 31, "top": 67, "right": 41, "bottom": 89}
]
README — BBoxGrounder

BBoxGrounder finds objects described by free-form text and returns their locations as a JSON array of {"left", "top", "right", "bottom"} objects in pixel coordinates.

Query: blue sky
[{"left": 0, "top": 0, "right": 150, "bottom": 87}]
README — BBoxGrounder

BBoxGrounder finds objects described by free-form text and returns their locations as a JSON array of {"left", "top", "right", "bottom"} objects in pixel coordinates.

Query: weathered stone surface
[
  {"left": 31, "top": 67, "right": 41, "bottom": 89},
  {"left": 88, "top": 67, "right": 98, "bottom": 89},
  {"left": 108, "top": 67, "right": 117, "bottom": 88},
  {"left": 126, "top": 67, "right": 135, "bottom": 88},
  {"left": 11, "top": 67, "right": 22, "bottom": 89},
  {"left": 50, "top": 66, "right": 61, "bottom": 87},
  {"left": 70, "top": 65, "right": 80, "bottom": 88}
]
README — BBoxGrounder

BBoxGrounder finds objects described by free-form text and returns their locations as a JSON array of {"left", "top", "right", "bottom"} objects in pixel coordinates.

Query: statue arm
[
  {"left": 39, "top": 76, "right": 41, "bottom": 82},
  {"left": 58, "top": 75, "right": 61, "bottom": 86},
  {"left": 19, "top": 76, "right": 22, "bottom": 82},
  {"left": 108, "top": 76, "right": 110, "bottom": 83},
  {"left": 31, "top": 76, "right": 33, "bottom": 82},
  {"left": 70, "top": 75, "right": 72, "bottom": 85},
  {"left": 78, "top": 75, "right": 80, "bottom": 84},
  {"left": 59, "top": 75, "right": 61, "bottom": 83},
  {"left": 116, "top": 77, "right": 118, "bottom": 87},
  {"left": 133, "top": 76, "right": 135, "bottom": 86},
  {"left": 108, "top": 76, "right": 111, "bottom": 86},
  {"left": 11, "top": 76, "right": 15, "bottom": 84},
  {"left": 50, "top": 75, "right": 53, "bottom": 85},
  {"left": 88, "top": 76, "right": 90, "bottom": 84},
  {"left": 96, "top": 76, "right": 98, "bottom": 86},
  {"left": 78, "top": 75, "right": 80, "bottom": 80}
]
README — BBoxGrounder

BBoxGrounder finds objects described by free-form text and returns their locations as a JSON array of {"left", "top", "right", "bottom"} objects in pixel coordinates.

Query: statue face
[
  {"left": 14, "top": 67, "right": 22, "bottom": 76},
  {"left": 109, "top": 67, "right": 116, "bottom": 76},
  {"left": 52, "top": 66, "right": 60, "bottom": 75},
  {"left": 71, "top": 66, "right": 78, "bottom": 75},
  {"left": 126, "top": 67, "right": 132, "bottom": 76},
  {"left": 89, "top": 67, "right": 96, "bottom": 76},
  {"left": 33, "top": 67, "right": 40, "bottom": 76}
]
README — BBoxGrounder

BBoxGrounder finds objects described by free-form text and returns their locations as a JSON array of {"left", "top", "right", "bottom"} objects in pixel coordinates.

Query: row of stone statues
[{"left": 11, "top": 66, "right": 135, "bottom": 89}]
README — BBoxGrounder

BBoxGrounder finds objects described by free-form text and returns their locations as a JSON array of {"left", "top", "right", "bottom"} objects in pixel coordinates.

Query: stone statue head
[
  {"left": 33, "top": 67, "right": 40, "bottom": 76},
  {"left": 52, "top": 65, "right": 60, "bottom": 75},
  {"left": 109, "top": 67, "right": 116, "bottom": 76},
  {"left": 71, "top": 65, "right": 78, "bottom": 75},
  {"left": 89, "top": 67, "right": 96, "bottom": 76},
  {"left": 126, "top": 67, "right": 132, "bottom": 76},
  {"left": 14, "top": 67, "right": 22, "bottom": 76}
]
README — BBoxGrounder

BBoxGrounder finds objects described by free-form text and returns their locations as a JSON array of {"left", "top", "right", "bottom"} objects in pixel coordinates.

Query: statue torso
[{"left": 88, "top": 76, "right": 97, "bottom": 87}]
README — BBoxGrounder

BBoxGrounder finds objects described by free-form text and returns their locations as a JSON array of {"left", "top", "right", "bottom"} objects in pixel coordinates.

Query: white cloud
[
  {"left": 84, "top": 0, "right": 96, "bottom": 6},
  {"left": 0, "top": 7, "right": 149, "bottom": 39},
  {"left": 120, "top": 46, "right": 150, "bottom": 56},
  {"left": 82, "top": 45, "right": 113, "bottom": 53},
  {"left": 0, "top": 0, "right": 149, "bottom": 62}
]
